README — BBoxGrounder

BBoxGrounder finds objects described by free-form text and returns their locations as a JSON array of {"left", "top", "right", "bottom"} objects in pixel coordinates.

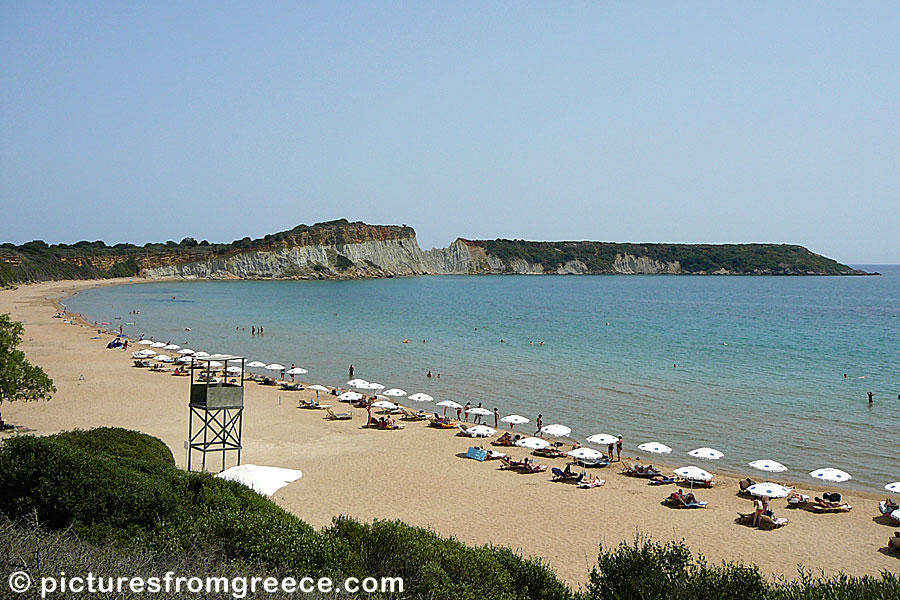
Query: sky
[{"left": 1, "top": 3, "right": 898, "bottom": 263}]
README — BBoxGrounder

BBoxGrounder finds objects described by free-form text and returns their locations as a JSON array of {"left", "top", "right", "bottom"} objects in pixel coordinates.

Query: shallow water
[{"left": 65, "top": 266, "right": 900, "bottom": 492}]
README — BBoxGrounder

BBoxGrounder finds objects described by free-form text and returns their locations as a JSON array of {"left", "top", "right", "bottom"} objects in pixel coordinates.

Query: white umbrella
[
  {"left": 436, "top": 400, "right": 462, "bottom": 409},
  {"left": 586, "top": 433, "right": 618, "bottom": 446},
  {"left": 371, "top": 400, "right": 398, "bottom": 410},
  {"left": 163, "top": 344, "right": 180, "bottom": 350},
  {"left": 207, "top": 361, "right": 224, "bottom": 368},
  {"left": 408, "top": 393, "right": 434, "bottom": 402},
  {"left": 150, "top": 341, "right": 167, "bottom": 348},
  {"left": 265, "top": 363, "right": 285, "bottom": 371},
  {"left": 748, "top": 459, "right": 787, "bottom": 482},
  {"left": 516, "top": 437, "right": 551, "bottom": 450},
  {"left": 176, "top": 356, "right": 193, "bottom": 364},
  {"left": 568, "top": 448, "right": 604, "bottom": 461},
  {"left": 137, "top": 339, "right": 154, "bottom": 345},
  {"left": 467, "top": 407, "right": 492, "bottom": 416},
  {"left": 347, "top": 378, "right": 369, "bottom": 387},
  {"left": 688, "top": 447, "right": 724, "bottom": 460},
  {"left": 674, "top": 466, "right": 712, "bottom": 482},
  {"left": 464, "top": 425, "right": 496, "bottom": 438},
  {"left": 286, "top": 367, "right": 308, "bottom": 375},
  {"left": 540, "top": 424, "right": 572, "bottom": 438},
  {"left": 885, "top": 482, "right": 900, "bottom": 493},
  {"left": 809, "top": 468, "right": 852, "bottom": 483},
  {"left": 501, "top": 414, "right": 529, "bottom": 425},
  {"left": 746, "top": 482, "right": 794, "bottom": 498},
  {"left": 154, "top": 354, "right": 172, "bottom": 361},
  {"left": 361, "top": 382, "right": 385, "bottom": 390},
  {"left": 193, "top": 351, "right": 210, "bottom": 358},
  {"left": 215, "top": 464, "right": 303, "bottom": 496},
  {"left": 638, "top": 442, "right": 672, "bottom": 455},
  {"left": 383, "top": 388, "right": 407, "bottom": 397},
  {"left": 307, "top": 384, "right": 330, "bottom": 392},
  {"left": 246, "top": 360, "right": 266, "bottom": 368},
  {"left": 338, "top": 391, "right": 363, "bottom": 401},
  {"left": 178, "top": 348, "right": 195, "bottom": 355},
  {"left": 137, "top": 349, "right": 156, "bottom": 356},
  {"left": 226, "top": 366, "right": 243, "bottom": 374}
]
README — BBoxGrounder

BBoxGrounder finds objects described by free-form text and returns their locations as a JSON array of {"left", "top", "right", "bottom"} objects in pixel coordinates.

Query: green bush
[
  {"left": 52, "top": 427, "right": 175, "bottom": 466},
  {"left": 586, "top": 537, "right": 900, "bottom": 600},
  {"left": 0, "top": 427, "right": 574, "bottom": 599}
]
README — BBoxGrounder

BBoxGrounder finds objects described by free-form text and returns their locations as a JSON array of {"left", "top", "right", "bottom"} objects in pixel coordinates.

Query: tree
[{"left": 0, "top": 314, "right": 56, "bottom": 406}]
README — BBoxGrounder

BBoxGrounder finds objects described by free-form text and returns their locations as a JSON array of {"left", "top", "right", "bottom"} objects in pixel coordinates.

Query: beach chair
[
  {"left": 578, "top": 478, "right": 605, "bottom": 489},
  {"left": 280, "top": 382, "right": 302, "bottom": 391},
  {"left": 551, "top": 467, "right": 582, "bottom": 482},
  {"left": 499, "top": 456, "right": 526, "bottom": 471},
  {"left": 812, "top": 503, "right": 852, "bottom": 514},
  {"left": 575, "top": 457, "right": 610, "bottom": 468},
  {"left": 466, "top": 447, "right": 488, "bottom": 462},
  {"left": 485, "top": 450, "right": 506, "bottom": 461},
  {"left": 428, "top": 417, "right": 455, "bottom": 429},
  {"left": 521, "top": 462, "right": 547, "bottom": 474},
  {"left": 648, "top": 476, "right": 677, "bottom": 486},
  {"left": 534, "top": 448, "right": 567, "bottom": 459},
  {"left": 757, "top": 514, "right": 788, "bottom": 529},
  {"left": 325, "top": 408, "right": 352, "bottom": 421},
  {"left": 620, "top": 461, "right": 637, "bottom": 475},
  {"left": 401, "top": 407, "right": 427, "bottom": 421}
]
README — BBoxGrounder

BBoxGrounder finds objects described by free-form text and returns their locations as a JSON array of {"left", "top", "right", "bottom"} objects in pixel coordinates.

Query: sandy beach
[{"left": 1, "top": 279, "right": 897, "bottom": 587}]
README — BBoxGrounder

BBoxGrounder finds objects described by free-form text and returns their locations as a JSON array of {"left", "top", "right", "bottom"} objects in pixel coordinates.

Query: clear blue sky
[{"left": 1, "top": 2, "right": 897, "bottom": 263}]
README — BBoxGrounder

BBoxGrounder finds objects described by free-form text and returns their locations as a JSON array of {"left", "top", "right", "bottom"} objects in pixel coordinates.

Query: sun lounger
[
  {"left": 521, "top": 462, "right": 547, "bottom": 474},
  {"left": 534, "top": 448, "right": 568, "bottom": 459},
  {"left": 574, "top": 457, "right": 609, "bottom": 468},
  {"left": 299, "top": 399, "right": 330, "bottom": 409},
  {"left": 620, "top": 461, "right": 637, "bottom": 475},
  {"left": 578, "top": 478, "right": 605, "bottom": 489},
  {"left": 663, "top": 494, "right": 707, "bottom": 508},
  {"left": 485, "top": 450, "right": 506, "bottom": 460},
  {"left": 788, "top": 494, "right": 810, "bottom": 507},
  {"left": 401, "top": 408, "right": 427, "bottom": 421},
  {"left": 880, "top": 501, "right": 899, "bottom": 515},
  {"left": 280, "top": 382, "right": 302, "bottom": 391},
  {"left": 757, "top": 514, "right": 788, "bottom": 529},
  {"left": 648, "top": 476, "right": 677, "bottom": 486},
  {"left": 551, "top": 467, "right": 582, "bottom": 482},
  {"left": 812, "top": 503, "right": 852, "bottom": 513},
  {"left": 325, "top": 408, "right": 351, "bottom": 421},
  {"left": 466, "top": 447, "right": 488, "bottom": 462}
]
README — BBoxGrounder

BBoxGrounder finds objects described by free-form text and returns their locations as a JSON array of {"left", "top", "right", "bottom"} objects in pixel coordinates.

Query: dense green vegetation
[
  {"left": 477, "top": 240, "right": 865, "bottom": 275},
  {"left": 0, "top": 429, "right": 573, "bottom": 599},
  {"left": 586, "top": 537, "right": 900, "bottom": 600},
  {"left": 0, "top": 313, "right": 55, "bottom": 405},
  {"left": 0, "top": 428, "right": 895, "bottom": 599}
]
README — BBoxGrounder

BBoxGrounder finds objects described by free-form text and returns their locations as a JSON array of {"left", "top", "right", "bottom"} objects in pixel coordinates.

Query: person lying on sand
[{"left": 739, "top": 477, "right": 756, "bottom": 492}]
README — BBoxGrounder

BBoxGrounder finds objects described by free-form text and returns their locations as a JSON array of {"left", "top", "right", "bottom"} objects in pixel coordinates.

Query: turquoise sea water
[{"left": 65, "top": 267, "right": 900, "bottom": 492}]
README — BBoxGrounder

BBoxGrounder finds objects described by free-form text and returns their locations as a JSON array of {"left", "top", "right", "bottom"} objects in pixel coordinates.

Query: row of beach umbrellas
[{"left": 129, "top": 346, "right": 895, "bottom": 493}]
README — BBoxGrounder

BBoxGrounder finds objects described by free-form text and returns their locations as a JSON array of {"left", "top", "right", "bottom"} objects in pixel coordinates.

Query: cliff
[{"left": 0, "top": 220, "right": 870, "bottom": 285}]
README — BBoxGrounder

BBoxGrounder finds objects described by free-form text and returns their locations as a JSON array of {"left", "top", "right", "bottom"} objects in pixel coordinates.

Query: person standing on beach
[
  {"left": 616, "top": 435, "right": 623, "bottom": 462},
  {"left": 473, "top": 402, "right": 484, "bottom": 424},
  {"left": 607, "top": 442, "right": 614, "bottom": 461},
  {"left": 493, "top": 407, "right": 500, "bottom": 428},
  {"left": 535, "top": 414, "right": 543, "bottom": 436},
  {"left": 456, "top": 405, "right": 462, "bottom": 421},
  {"left": 289, "top": 364, "right": 295, "bottom": 382},
  {"left": 348, "top": 364, "right": 354, "bottom": 379},
  {"left": 464, "top": 402, "right": 471, "bottom": 423}
]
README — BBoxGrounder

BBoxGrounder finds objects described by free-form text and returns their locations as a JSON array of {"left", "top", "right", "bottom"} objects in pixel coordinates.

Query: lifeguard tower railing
[{"left": 187, "top": 354, "right": 245, "bottom": 472}]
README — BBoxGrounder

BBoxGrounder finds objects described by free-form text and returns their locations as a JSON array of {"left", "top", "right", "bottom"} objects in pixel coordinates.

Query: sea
[{"left": 64, "top": 266, "right": 900, "bottom": 493}]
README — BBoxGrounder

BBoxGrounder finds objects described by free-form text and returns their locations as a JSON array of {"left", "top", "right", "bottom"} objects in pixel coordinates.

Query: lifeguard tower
[{"left": 187, "top": 354, "right": 245, "bottom": 472}]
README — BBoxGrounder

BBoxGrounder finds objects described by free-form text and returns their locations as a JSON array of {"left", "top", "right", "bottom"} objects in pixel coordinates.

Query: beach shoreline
[{"left": 1, "top": 279, "right": 897, "bottom": 585}]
